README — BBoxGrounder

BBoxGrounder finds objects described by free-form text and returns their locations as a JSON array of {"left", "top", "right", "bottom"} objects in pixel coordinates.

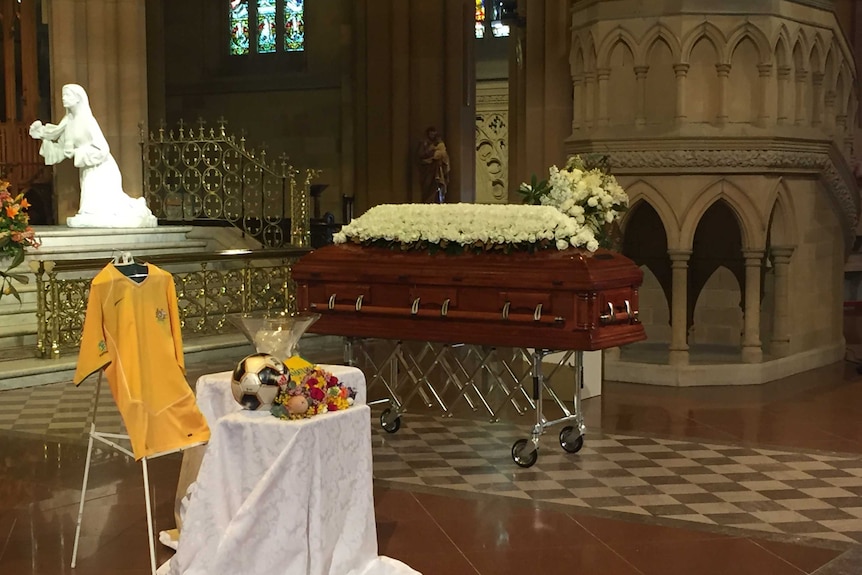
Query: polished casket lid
[{"left": 293, "top": 243, "right": 645, "bottom": 350}]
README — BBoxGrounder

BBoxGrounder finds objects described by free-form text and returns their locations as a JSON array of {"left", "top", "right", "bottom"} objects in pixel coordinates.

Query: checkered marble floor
[
  {"left": 0, "top": 377, "right": 124, "bottom": 439},
  {"left": 370, "top": 414, "right": 862, "bottom": 547},
  {"left": 4, "top": 379, "right": 862, "bottom": 548}
]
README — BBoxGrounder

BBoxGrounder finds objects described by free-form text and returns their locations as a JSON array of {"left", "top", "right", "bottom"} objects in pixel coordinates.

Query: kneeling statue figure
[{"left": 29, "top": 83, "right": 157, "bottom": 228}]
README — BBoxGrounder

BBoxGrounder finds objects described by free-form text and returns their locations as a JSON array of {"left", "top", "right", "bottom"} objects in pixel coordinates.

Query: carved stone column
[
  {"left": 811, "top": 72, "right": 824, "bottom": 127},
  {"left": 837, "top": 114, "right": 848, "bottom": 140},
  {"left": 583, "top": 72, "right": 596, "bottom": 128},
  {"left": 794, "top": 69, "right": 808, "bottom": 126},
  {"left": 572, "top": 74, "right": 584, "bottom": 132},
  {"left": 669, "top": 250, "right": 691, "bottom": 366},
  {"left": 596, "top": 68, "right": 611, "bottom": 126},
  {"left": 715, "top": 63, "right": 731, "bottom": 125},
  {"left": 742, "top": 250, "right": 764, "bottom": 363},
  {"left": 770, "top": 246, "right": 794, "bottom": 358},
  {"left": 757, "top": 63, "right": 772, "bottom": 126},
  {"left": 673, "top": 64, "right": 689, "bottom": 124},
  {"left": 824, "top": 90, "right": 836, "bottom": 131},
  {"left": 634, "top": 65, "right": 648, "bottom": 127},
  {"left": 776, "top": 65, "right": 791, "bottom": 125}
]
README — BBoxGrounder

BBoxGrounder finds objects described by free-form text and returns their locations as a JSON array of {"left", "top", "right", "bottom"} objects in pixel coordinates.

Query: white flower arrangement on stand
[
  {"left": 333, "top": 155, "right": 628, "bottom": 255},
  {"left": 519, "top": 154, "right": 629, "bottom": 250}
]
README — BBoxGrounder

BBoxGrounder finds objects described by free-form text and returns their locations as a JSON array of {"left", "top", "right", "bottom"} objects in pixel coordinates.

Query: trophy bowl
[{"left": 228, "top": 311, "right": 321, "bottom": 360}]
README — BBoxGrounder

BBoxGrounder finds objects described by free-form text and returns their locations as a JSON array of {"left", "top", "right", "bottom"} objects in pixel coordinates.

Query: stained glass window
[
  {"left": 475, "top": 0, "right": 485, "bottom": 39},
  {"left": 490, "top": 0, "right": 510, "bottom": 37},
  {"left": 229, "top": 0, "right": 250, "bottom": 56},
  {"left": 257, "top": 0, "right": 277, "bottom": 53},
  {"left": 284, "top": 0, "right": 304, "bottom": 52},
  {"left": 229, "top": 0, "right": 304, "bottom": 56}
]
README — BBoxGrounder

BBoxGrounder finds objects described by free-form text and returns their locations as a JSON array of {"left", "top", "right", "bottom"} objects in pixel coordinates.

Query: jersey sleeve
[
  {"left": 166, "top": 274, "right": 186, "bottom": 376},
  {"left": 73, "top": 281, "right": 111, "bottom": 385}
]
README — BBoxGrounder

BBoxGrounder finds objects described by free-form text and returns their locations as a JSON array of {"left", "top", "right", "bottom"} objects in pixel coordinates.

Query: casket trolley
[{"left": 293, "top": 244, "right": 645, "bottom": 467}]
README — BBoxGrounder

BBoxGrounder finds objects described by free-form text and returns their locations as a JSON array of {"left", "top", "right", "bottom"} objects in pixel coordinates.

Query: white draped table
[{"left": 165, "top": 365, "right": 418, "bottom": 575}]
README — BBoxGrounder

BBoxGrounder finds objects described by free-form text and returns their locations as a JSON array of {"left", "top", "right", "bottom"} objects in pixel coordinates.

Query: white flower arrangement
[
  {"left": 333, "top": 203, "right": 597, "bottom": 253},
  {"left": 332, "top": 155, "right": 628, "bottom": 255},
  {"left": 519, "top": 154, "right": 628, "bottom": 249}
]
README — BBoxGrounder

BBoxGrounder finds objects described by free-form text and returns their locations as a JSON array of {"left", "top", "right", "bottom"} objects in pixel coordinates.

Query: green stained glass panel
[
  {"left": 229, "top": 0, "right": 250, "bottom": 55},
  {"left": 257, "top": 0, "right": 277, "bottom": 54},
  {"left": 284, "top": 0, "right": 304, "bottom": 52}
]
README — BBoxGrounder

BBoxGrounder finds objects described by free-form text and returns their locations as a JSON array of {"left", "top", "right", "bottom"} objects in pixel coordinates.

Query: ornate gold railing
[
  {"left": 33, "top": 248, "right": 311, "bottom": 359},
  {"left": 142, "top": 119, "right": 316, "bottom": 248}
]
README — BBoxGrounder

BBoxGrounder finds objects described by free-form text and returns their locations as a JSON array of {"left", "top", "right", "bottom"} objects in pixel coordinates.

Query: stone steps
[
  {"left": 0, "top": 224, "right": 287, "bottom": 390},
  {"left": 0, "top": 225, "right": 262, "bottom": 362}
]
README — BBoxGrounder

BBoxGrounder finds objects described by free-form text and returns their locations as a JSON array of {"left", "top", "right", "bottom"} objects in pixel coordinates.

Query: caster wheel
[
  {"left": 559, "top": 426, "right": 584, "bottom": 453},
  {"left": 380, "top": 408, "right": 401, "bottom": 434},
  {"left": 511, "top": 438, "right": 538, "bottom": 468}
]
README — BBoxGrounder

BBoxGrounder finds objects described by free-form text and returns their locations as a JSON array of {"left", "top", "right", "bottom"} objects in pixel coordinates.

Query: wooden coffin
[{"left": 292, "top": 244, "right": 646, "bottom": 351}]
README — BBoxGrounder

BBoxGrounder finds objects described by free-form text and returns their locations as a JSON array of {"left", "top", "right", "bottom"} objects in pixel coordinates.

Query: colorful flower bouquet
[
  {"left": 0, "top": 180, "right": 40, "bottom": 302},
  {"left": 270, "top": 364, "right": 357, "bottom": 421}
]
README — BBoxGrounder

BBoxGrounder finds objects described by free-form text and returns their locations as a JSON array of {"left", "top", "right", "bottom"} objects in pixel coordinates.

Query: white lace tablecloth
[{"left": 166, "top": 365, "right": 419, "bottom": 575}]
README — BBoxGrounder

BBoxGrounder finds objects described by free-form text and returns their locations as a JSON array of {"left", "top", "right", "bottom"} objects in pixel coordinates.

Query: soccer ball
[{"left": 231, "top": 353, "right": 288, "bottom": 411}]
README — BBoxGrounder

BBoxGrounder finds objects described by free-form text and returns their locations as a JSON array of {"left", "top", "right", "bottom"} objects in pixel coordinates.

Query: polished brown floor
[{"left": 3, "top": 345, "right": 862, "bottom": 573}]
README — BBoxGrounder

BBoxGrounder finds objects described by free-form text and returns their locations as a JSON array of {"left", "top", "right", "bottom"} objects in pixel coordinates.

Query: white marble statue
[{"left": 29, "top": 84, "right": 157, "bottom": 228}]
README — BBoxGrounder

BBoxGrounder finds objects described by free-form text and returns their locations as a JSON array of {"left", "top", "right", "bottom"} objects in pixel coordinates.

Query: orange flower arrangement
[{"left": 0, "top": 180, "right": 40, "bottom": 302}]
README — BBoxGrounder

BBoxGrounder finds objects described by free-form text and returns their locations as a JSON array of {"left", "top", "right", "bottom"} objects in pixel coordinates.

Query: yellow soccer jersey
[{"left": 74, "top": 263, "right": 210, "bottom": 460}]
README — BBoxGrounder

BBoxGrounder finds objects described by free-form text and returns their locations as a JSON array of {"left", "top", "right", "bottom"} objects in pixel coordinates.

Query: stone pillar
[
  {"left": 837, "top": 114, "right": 848, "bottom": 137},
  {"left": 824, "top": 90, "right": 836, "bottom": 132},
  {"left": 757, "top": 63, "right": 772, "bottom": 126},
  {"left": 777, "top": 66, "right": 791, "bottom": 125},
  {"left": 596, "top": 68, "right": 610, "bottom": 126},
  {"left": 572, "top": 75, "right": 584, "bottom": 132},
  {"left": 770, "top": 246, "right": 794, "bottom": 358},
  {"left": 715, "top": 63, "right": 731, "bottom": 125},
  {"left": 47, "top": 0, "right": 149, "bottom": 222},
  {"left": 583, "top": 72, "right": 596, "bottom": 128},
  {"left": 673, "top": 64, "right": 689, "bottom": 124},
  {"left": 811, "top": 72, "right": 824, "bottom": 127},
  {"left": 794, "top": 69, "right": 808, "bottom": 126},
  {"left": 634, "top": 65, "right": 648, "bottom": 127},
  {"left": 669, "top": 250, "right": 691, "bottom": 366},
  {"left": 742, "top": 250, "right": 764, "bottom": 363}
]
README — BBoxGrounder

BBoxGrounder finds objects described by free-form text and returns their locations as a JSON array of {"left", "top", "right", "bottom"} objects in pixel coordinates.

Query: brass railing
[
  {"left": 142, "top": 119, "right": 316, "bottom": 248},
  {"left": 33, "top": 248, "right": 311, "bottom": 359}
]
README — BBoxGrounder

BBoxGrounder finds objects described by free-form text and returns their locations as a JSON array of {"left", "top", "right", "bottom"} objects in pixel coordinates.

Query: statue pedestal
[{"left": 67, "top": 211, "right": 157, "bottom": 228}]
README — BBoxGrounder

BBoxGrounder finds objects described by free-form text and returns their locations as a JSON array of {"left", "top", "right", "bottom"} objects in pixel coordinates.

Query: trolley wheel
[
  {"left": 559, "top": 426, "right": 584, "bottom": 453},
  {"left": 380, "top": 408, "right": 401, "bottom": 434},
  {"left": 511, "top": 439, "right": 538, "bottom": 468}
]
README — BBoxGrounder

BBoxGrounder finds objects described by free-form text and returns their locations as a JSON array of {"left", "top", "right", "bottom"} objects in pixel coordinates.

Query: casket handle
[
  {"left": 600, "top": 300, "right": 638, "bottom": 325},
  {"left": 355, "top": 295, "right": 364, "bottom": 312},
  {"left": 441, "top": 298, "right": 450, "bottom": 317},
  {"left": 533, "top": 303, "right": 543, "bottom": 322},
  {"left": 502, "top": 301, "right": 511, "bottom": 320},
  {"left": 328, "top": 294, "right": 337, "bottom": 310},
  {"left": 411, "top": 297, "right": 421, "bottom": 315}
]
